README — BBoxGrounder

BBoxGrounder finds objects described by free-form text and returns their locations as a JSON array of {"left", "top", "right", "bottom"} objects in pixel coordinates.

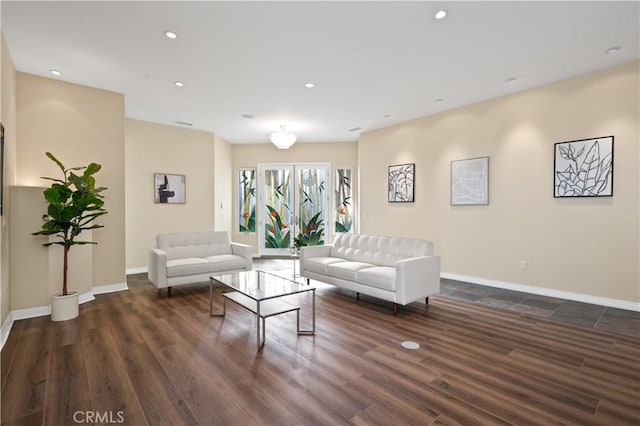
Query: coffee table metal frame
[{"left": 209, "top": 270, "right": 315, "bottom": 350}]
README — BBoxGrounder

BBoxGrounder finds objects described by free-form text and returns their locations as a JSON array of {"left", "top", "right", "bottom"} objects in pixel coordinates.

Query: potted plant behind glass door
[{"left": 32, "top": 152, "right": 108, "bottom": 321}]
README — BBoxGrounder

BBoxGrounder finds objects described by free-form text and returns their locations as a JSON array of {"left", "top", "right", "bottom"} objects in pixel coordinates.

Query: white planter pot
[{"left": 51, "top": 291, "right": 79, "bottom": 321}]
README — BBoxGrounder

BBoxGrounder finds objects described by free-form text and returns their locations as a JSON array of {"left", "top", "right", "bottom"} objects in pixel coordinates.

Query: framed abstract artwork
[
  {"left": 154, "top": 173, "right": 186, "bottom": 204},
  {"left": 388, "top": 163, "right": 415, "bottom": 202},
  {"left": 451, "top": 156, "right": 489, "bottom": 205},
  {"left": 554, "top": 136, "right": 613, "bottom": 197}
]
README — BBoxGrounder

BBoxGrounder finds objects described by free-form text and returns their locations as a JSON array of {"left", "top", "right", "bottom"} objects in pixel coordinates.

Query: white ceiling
[{"left": 2, "top": 1, "right": 638, "bottom": 144}]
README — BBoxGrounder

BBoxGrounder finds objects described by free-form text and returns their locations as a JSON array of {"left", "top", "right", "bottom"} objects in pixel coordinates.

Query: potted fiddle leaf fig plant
[{"left": 32, "top": 152, "right": 108, "bottom": 321}]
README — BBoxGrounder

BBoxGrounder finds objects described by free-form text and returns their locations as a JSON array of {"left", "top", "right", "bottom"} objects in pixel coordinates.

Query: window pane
[
  {"left": 264, "top": 169, "right": 291, "bottom": 247},
  {"left": 335, "top": 169, "right": 353, "bottom": 233},
  {"left": 238, "top": 169, "right": 256, "bottom": 233},
  {"left": 294, "top": 167, "right": 325, "bottom": 247}
]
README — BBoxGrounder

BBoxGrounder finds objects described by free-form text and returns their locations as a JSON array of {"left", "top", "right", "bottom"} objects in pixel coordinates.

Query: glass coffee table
[{"left": 209, "top": 270, "right": 316, "bottom": 350}]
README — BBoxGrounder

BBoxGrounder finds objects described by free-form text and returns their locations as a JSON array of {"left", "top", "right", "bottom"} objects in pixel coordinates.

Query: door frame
[{"left": 257, "top": 162, "right": 331, "bottom": 257}]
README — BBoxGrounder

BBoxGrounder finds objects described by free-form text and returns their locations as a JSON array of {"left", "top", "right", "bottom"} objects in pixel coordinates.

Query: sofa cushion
[
  {"left": 304, "top": 257, "right": 347, "bottom": 274},
  {"left": 157, "top": 231, "right": 232, "bottom": 260},
  {"left": 330, "top": 233, "right": 433, "bottom": 267},
  {"left": 167, "top": 258, "right": 209, "bottom": 277},
  {"left": 206, "top": 254, "right": 246, "bottom": 272},
  {"left": 327, "top": 261, "right": 376, "bottom": 281},
  {"left": 357, "top": 266, "right": 396, "bottom": 291}
]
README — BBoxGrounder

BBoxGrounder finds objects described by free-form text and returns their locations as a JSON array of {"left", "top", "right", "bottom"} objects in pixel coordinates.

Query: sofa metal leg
[
  {"left": 356, "top": 292, "right": 360, "bottom": 300},
  {"left": 168, "top": 287, "right": 172, "bottom": 298},
  {"left": 392, "top": 303, "right": 398, "bottom": 315},
  {"left": 425, "top": 297, "right": 429, "bottom": 305}
]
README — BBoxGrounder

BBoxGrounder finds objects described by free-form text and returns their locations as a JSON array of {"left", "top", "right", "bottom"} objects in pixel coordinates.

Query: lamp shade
[{"left": 270, "top": 126, "right": 297, "bottom": 149}]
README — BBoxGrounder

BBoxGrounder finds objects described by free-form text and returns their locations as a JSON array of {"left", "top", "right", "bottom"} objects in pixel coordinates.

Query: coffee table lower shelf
[
  {"left": 209, "top": 271, "right": 316, "bottom": 351},
  {"left": 223, "top": 291, "right": 300, "bottom": 318},
  {"left": 219, "top": 291, "right": 311, "bottom": 350}
]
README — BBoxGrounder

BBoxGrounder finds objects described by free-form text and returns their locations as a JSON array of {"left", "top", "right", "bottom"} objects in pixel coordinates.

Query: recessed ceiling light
[
  {"left": 384, "top": 114, "right": 392, "bottom": 119},
  {"left": 435, "top": 98, "right": 444, "bottom": 103},
  {"left": 349, "top": 127, "right": 362, "bottom": 132},
  {"left": 174, "top": 81, "right": 184, "bottom": 87},
  {"left": 505, "top": 77, "right": 518, "bottom": 84},
  {"left": 304, "top": 82, "right": 315, "bottom": 88},
  {"left": 241, "top": 114, "right": 254, "bottom": 119},
  {"left": 434, "top": 10, "right": 447, "bottom": 20},
  {"left": 164, "top": 31, "right": 177, "bottom": 39},
  {"left": 176, "top": 121, "right": 192, "bottom": 126},
  {"left": 605, "top": 46, "right": 621, "bottom": 54},
  {"left": 49, "top": 69, "right": 62, "bottom": 76}
]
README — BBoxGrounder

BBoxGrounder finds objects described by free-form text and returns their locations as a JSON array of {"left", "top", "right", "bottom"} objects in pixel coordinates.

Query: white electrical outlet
[{"left": 520, "top": 260, "right": 528, "bottom": 270}]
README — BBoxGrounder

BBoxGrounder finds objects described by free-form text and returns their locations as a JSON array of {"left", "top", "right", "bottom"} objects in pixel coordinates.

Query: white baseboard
[
  {"left": 0, "top": 282, "right": 130, "bottom": 350},
  {"left": 126, "top": 267, "right": 147, "bottom": 275},
  {"left": 93, "top": 282, "right": 129, "bottom": 294},
  {"left": 79, "top": 290, "right": 96, "bottom": 305},
  {"left": 441, "top": 272, "right": 640, "bottom": 312},
  {"left": 0, "top": 311, "right": 14, "bottom": 350}
]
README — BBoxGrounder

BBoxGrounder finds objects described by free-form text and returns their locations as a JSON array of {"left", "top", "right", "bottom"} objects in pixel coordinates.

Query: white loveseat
[
  {"left": 300, "top": 233, "right": 440, "bottom": 314},
  {"left": 148, "top": 231, "right": 252, "bottom": 296}
]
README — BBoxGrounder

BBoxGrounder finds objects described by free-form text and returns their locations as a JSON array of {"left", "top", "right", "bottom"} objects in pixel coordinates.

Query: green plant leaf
[
  {"left": 45, "top": 152, "right": 66, "bottom": 173},
  {"left": 84, "top": 162, "right": 102, "bottom": 176}
]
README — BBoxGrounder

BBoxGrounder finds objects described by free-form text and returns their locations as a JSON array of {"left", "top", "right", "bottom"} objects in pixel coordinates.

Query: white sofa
[
  {"left": 148, "top": 231, "right": 252, "bottom": 296},
  {"left": 300, "top": 233, "right": 440, "bottom": 314}
]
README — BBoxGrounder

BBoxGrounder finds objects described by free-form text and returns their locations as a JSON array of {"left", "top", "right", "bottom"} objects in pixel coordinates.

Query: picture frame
[
  {"left": 554, "top": 136, "right": 614, "bottom": 198},
  {"left": 388, "top": 163, "right": 415, "bottom": 203},
  {"left": 154, "top": 173, "right": 186, "bottom": 204},
  {"left": 451, "top": 156, "right": 489, "bottom": 205}
]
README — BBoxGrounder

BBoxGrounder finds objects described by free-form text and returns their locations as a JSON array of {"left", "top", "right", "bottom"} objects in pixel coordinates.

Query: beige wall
[
  {"left": 16, "top": 73, "right": 126, "bottom": 291},
  {"left": 1, "top": 34, "right": 17, "bottom": 324},
  {"left": 125, "top": 119, "right": 216, "bottom": 269},
  {"left": 8, "top": 186, "right": 92, "bottom": 309},
  {"left": 214, "top": 134, "right": 233, "bottom": 234},
  {"left": 359, "top": 61, "right": 639, "bottom": 303},
  {"left": 232, "top": 142, "right": 358, "bottom": 253}
]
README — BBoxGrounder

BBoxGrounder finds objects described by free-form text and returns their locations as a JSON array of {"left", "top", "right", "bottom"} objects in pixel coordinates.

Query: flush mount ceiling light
[
  {"left": 434, "top": 10, "right": 448, "bottom": 20},
  {"left": 270, "top": 125, "right": 297, "bottom": 149},
  {"left": 49, "top": 69, "right": 62, "bottom": 76},
  {"left": 174, "top": 81, "right": 184, "bottom": 87},
  {"left": 164, "top": 30, "right": 177, "bottom": 39},
  {"left": 304, "top": 82, "right": 315, "bottom": 88}
]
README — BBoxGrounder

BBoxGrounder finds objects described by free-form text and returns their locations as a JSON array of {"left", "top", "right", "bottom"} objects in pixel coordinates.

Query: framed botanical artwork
[
  {"left": 154, "top": 173, "right": 186, "bottom": 204},
  {"left": 554, "top": 136, "right": 613, "bottom": 197},
  {"left": 451, "top": 156, "right": 489, "bottom": 205},
  {"left": 388, "top": 163, "right": 415, "bottom": 203}
]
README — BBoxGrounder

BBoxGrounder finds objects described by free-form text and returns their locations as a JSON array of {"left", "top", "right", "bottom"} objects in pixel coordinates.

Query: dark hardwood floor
[{"left": 2, "top": 272, "right": 639, "bottom": 425}]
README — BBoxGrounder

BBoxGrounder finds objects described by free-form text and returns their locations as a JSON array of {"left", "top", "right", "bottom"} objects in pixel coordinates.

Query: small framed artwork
[
  {"left": 388, "top": 163, "right": 415, "bottom": 202},
  {"left": 451, "top": 156, "right": 489, "bottom": 205},
  {"left": 154, "top": 173, "right": 186, "bottom": 204},
  {"left": 554, "top": 136, "right": 613, "bottom": 197}
]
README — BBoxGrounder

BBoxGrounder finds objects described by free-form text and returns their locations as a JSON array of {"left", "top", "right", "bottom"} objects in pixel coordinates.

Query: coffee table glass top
[{"left": 210, "top": 270, "right": 314, "bottom": 301}]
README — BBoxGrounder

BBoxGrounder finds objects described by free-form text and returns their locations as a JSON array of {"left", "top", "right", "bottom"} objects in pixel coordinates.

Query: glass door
[
  {"left": 258, "top": 163, "right": 330, "bottom": 256},
  {"left": 259, "top": 165, "right": 294, "bottom": 256}
]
